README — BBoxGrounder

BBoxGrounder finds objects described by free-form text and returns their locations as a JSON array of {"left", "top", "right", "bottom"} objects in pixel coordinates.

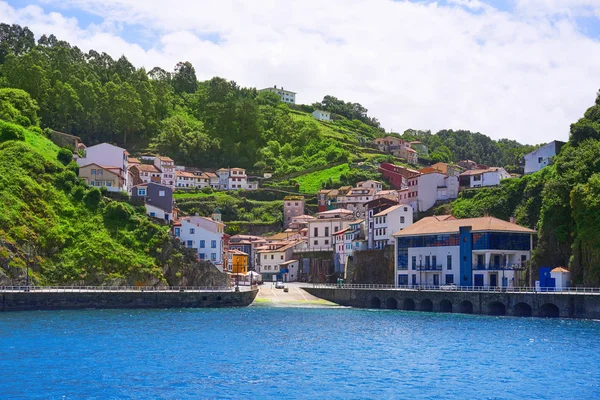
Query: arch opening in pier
[
  {"left": 370, "top": 297, "right": 381, "bottom": 309},
  {"left": 538, "top": 303, "right": 560, "bottom": 318},
  {"left": 459, "top": 300, "right": 473, "bottom": 314},
  {"left": 385, "top": 298, "right": 398, "bottom": 309},
  {"left": 439, "top": 299, "right": 453, "bottom": 313},
  {"left": 513, "top": 302, "right": 532, "bottom": 317},
  {"left": 403, "top": 298, "right": 415, "bottom": 311},
  {"left": 420, "top": 299, "right": 433, "bottom": 312},
  {"left": 488, "top": 301, "right": 506, "bottom": 316}
]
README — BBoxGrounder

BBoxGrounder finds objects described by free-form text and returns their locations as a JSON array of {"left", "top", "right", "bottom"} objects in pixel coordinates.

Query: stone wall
[
  {"left": 0, "top": 289, "right": 257, "bottom": 312},
  {"left": 347, "top": 248, "right": 394, "bottom": 284},
  {"left": 304, "top": 287, "right": 600, "bottom": 319}
]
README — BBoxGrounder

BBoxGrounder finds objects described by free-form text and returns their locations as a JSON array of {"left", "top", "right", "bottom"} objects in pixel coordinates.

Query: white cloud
[{"left": 2, "top": 0, "right": 600, "bottom": 144}]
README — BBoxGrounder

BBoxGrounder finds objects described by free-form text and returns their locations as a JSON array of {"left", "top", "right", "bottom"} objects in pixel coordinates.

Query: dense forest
[{"left": 451, "top": 90, "right": 600, "bottom": 285}]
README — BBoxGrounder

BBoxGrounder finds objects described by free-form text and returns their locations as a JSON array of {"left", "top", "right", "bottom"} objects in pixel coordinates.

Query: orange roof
[
  {"left": 136, "top": 164, "right": 161, "bottom": 173},
  {"left": 393, "top": 216, "right": 535, "bottom": 236},
  {"left": 158, "top": 156, "right": 173, "bottom": 162},
  {"left": 551, "top": 267, "right": 569, "bottom": 273},
  {"left": 176, "top": 170, "right": 195, "bottom": 178},
  {"left": 128, "top": 157, "right": 141, "bottom": 164}
]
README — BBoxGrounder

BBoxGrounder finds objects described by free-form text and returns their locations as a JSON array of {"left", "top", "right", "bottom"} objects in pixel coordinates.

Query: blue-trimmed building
[{"left": 392, "top": 216, "right": 535, "bottom": 288}]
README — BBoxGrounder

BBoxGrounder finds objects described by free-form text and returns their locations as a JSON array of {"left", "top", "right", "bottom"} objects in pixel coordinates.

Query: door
[
  {"left": 490, "top": 273, "right": 498, "bottom": 287},
  {"left": 433, "top": 274, "right": 440, "bottom": 286},
  {"left": 474, "top": 274, "right": 484, "bottom": 287}
]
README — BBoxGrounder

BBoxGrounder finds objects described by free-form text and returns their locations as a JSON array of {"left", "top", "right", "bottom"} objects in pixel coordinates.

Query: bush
[
  {"left": 71, "top": 185, "right": 85, "bottom": 201},
  {"left": 57, "top": 148, "right": 73, "bottom": 166},
  {"left": 28, "top": 126, "right": 43, "bottom": 135},
  {"left": 54, "top": 170, "right": 78, "bottom": 191},
  {"left": 202, "top": 186, "right": 213, "bottom": 194},
  {"left": 67, "top": 161, "right": 79, "bottom": 175},
  {"left": 0, "top": 122, "right": 26, "bottom": 142},
  {"left": 83, "top": 187, "right": 102, "bottom": 208},
  {"left": 15, "top": 115, "right": 31, "bottom": 127},
  {"left": 104, "top": 201, "right": 133, "bottom": 222}
]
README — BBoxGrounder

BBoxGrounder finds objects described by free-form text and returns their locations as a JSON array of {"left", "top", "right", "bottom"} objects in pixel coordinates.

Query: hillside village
[{"left": 57, "top": 86, "right": 567, "bottom": 287}]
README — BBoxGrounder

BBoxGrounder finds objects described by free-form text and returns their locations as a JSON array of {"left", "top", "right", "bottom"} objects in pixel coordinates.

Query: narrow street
[{"left": 253, "top": 282, "right": 338, "bottom": 307}]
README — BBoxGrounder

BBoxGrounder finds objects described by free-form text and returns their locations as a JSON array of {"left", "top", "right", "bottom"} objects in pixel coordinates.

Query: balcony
[
  {"left": 416, "top": 265, "right": 442, "bottom": 271},
  {"left": 472, "top": 263, "right": 526, "bottom": 271}
]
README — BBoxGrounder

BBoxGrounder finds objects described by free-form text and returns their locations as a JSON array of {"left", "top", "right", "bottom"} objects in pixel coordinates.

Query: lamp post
[{"left": 419, "top": 254, "right": 423, "bottom": 290}]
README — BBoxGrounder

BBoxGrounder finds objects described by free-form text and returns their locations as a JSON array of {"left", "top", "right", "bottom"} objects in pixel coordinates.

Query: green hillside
[{"left": 0, "top": 118, "right": 199, "bottom": 286}]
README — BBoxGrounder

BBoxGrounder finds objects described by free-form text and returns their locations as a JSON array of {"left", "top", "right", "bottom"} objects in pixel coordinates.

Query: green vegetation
[
  {"left": 0, "top": 90, "right": 199, "bottom": 285},
  {"left": 450, "top": 89, "right": 600, "bottom": 285},
  {"left": 292, "top": 164, "right": 350, "bottom": 194}
]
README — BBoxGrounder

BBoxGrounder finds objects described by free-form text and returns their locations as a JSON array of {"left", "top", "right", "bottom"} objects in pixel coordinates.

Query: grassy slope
[
  {"left": 294, "top": 164, "right": 350, "bottom": 194},
  {"left": 0, "top": 127, "right": 175, "bottom": 285}
]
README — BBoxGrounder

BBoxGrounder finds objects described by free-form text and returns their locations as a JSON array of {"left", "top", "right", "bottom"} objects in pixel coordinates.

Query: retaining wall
[
  {"left": 0, "top": 289, "right": 258, "bottom": 312},
  {"left": 304, "top": 287, "right": 600, "bottom": 319}
]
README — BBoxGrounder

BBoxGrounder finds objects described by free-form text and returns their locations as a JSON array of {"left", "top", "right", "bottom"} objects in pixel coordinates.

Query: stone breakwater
[
  {"left": 0, "top": 289, "right": 258, "bottom": 311},
  {"left": 304, "top": 287, "right": 600, "bottom": 319}
]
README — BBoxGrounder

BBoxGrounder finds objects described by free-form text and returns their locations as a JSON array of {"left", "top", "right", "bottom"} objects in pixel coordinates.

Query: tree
[
  {"left": 172, "top": 61, "right": 198, "bottom": 94},
  {"left": 0, "top": 88, "right": 39, "bottom": 126},
  {"left": 57, "top": 147, "right": 73, "bottom": 165},
  {"left": 0, "top": 23, "right": 35, "bottom": 63}
]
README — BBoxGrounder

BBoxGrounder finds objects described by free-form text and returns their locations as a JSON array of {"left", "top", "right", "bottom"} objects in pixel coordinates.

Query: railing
[
  {"left": 0, "top": 285, "right": 258, "bottom": 293},
  {"left": 308, "top": 283, "right": 600, "bottom": 294},
  {"left": 292, "top": 246, "right": 334, "bottom": 253},
  {"left": 416, "top": 265, "right": 443, "bottom": 271},
  {"left": 472, "top": 264, "right": 526, "bottom": 271}
]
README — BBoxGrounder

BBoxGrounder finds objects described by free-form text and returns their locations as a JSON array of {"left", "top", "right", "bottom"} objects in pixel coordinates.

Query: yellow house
[
  {"left": 79, "top": 163, "right": 123, "bottom": 192},
  {"left": 228, "top": 249, "right": 248, "bottom": 274}
]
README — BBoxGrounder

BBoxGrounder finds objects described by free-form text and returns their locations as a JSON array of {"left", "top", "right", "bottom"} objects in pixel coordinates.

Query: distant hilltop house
[
  {"left": 216, "top": 167, "right": 258, "bottom": 190},
  {"left": 374, "top": 136, "right": 418, "bottom": 164},
  {"left": 523, "top": 141, "right": 565, "bottom": 175},
  {"left": 458, "top": 167, "right": 510, "bottom": 189},
  {"left": 312, "top": 109, "right": 331, "bottom": 121},
  {"left": 259, "top": 85, "right": 296, "bottom": 104}
]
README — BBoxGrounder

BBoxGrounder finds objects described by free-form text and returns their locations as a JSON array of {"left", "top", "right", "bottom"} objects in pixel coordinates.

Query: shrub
[
  {"left": 0, "top": 123, "right": 25, "bottom": 142},
  {"left": 28, "top": 126, "right": 43, "bottom": 135},
  {"left": 54, "top": 170, "right": 78, "bottom": 191},
  {"left": 15, "top": 115, "right": 31, "bottom": 127},
  {"left": 71, "top": 185, "right": 85, "bottom": 201},
  {"left": 67, "top": 161, "right": 79, "bottom": 175},
  {"left": 104, "top": 201, "right": 133, "bottom": 222},
  {"left": 57, "top": 148, "right": 73, "bottom": 166},
  {"left": 83, "top": 187, "right": 102, "bottom": 208},
  {"left": 202, "top": 186, "right": 213, "bottom": 194}
]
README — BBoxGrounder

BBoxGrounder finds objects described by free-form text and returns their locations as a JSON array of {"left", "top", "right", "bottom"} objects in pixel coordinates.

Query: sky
[{"left": 2, "top": 0, "right": 600, "bottom": 144}]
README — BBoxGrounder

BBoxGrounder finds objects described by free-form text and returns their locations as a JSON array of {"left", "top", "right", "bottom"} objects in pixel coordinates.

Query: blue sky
[{"left": 2, "top": 0, "right": 600, "bottom": 144}]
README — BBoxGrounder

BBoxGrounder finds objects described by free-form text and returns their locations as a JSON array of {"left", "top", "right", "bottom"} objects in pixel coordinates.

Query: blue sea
[{"left": 0, "top": 307, "right": 599, "bottom": 399}]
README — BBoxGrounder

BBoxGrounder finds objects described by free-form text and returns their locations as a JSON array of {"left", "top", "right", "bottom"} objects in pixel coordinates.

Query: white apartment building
[
  {"left": 259, "top": 85, "right": 296, "bottom": 104},
  {"left": 337, "top": 187, "right": 376, "bottom": 217},
  {"left": 175, "top": 171, "right": 210, "bottom": 188},
  {"left": 459, "top": 167, "right": 510, "bottom": 189},
  {"left": 400, "top": 172, "right": 459, "bottom": 212},
  {"left": 214, "top": 167, "right": 257, "bottom": 190},
  {"left": 154, "top": 156, "right": 175, "bottom": 187},
  {"left": 256, "top": 240, "right": 304, "bottom": 282},
  {"left": 173, "top": 216, "right": 225, "bottom": 270},
  {"left": 307, "top": 209, "right": 354, "bottom": 251},
  {"left": 373, "top": 204, "right": 413, "bottom": 249},
  {"left": 334, "top": 219, "right": 365, "bottom": 275}
]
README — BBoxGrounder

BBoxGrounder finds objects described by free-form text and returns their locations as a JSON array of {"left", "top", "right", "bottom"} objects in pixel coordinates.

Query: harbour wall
[
  {"left": 0, "top": 289, "right": 258, "bottom": 312},
  {"left": 304, "top": 287, "right": 600, "bottom": 319}
]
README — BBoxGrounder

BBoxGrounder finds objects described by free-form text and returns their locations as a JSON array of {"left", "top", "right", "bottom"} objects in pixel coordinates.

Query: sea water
[{"left": 0, "top": 307, "right": 599, "bottom": 399}]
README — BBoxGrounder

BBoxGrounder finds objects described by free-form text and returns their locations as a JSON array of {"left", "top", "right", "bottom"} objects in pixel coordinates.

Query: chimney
[{"left": 510, "top": 216, "right": 516, "bottom": 224}]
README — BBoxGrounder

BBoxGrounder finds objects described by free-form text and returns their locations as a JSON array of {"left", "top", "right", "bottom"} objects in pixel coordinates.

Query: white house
[
  {"left": 256, "top": 240, "right": 304, "bottom": 282},
  {"left": 312, "top": 110, "right": 331, "bottom": 121},
  {"left": 373, "top": 204, "right": 413, "bottom": 249},
  {"left": 551, "top": 267, "right": 571, "bottom": 289},
  {"left": 175, "top": 171, "right": 209, "bottom": 188},
  {"left": 173, "top": 215, "right": 225, "bottom": 270},
  {"left": 400, "top": 172, "right": 459, "bottom": 212},
  {"left": 259, "top": 85, "right": 296, "bottom": 104},
  {"left": 307, "top": 209, "right": 354, "bottom": 251},
  {"left": 524, "top": 141, "right": 565, "bottom": 175},
  {"left": 334, "top": 219, "right": 365, "bottom": 276},
  {"left": 76, "top": 143, "right": 129, "bottom": 190},
  {"left": 393, "top": 215, "right": 535, "bottom": 288},
  {"left": 459, "top": 167, "right": 511, "bottom": 189},
  {"left": 154, "top": 156, "right": 175, "bottom": 187},
  {"left": 356, "top": 180, "right": 383, "bottom": 192}
]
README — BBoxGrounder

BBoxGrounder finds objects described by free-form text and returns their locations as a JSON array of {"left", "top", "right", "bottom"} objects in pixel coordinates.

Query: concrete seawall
[
  {"left": 304, "top": 287, "right": 600, "bottom": 319},
  {"left": 0, "top": 289, "right": 258, "bottom": 312}
]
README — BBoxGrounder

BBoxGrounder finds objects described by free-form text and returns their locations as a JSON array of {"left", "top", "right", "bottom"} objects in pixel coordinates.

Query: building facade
[
  {"left": 459, "top": 167, "right": 511, "bottom": 188},
  {"left": 259, "top": 85, "right": 296, "bottom": 104},
  {"left": 523, "top": 141, "right": 565, "bottom": 175},
  {"left": 283, "top": 196, "right": 305, "bottom": 228},
  {"left": 393, "top": 216, "right": 535, "bottom": 288},
  {"left": 174, "top": 216, "right": 226, "bottom": 269},
  {"left": 312, "top": 110, "right": 331, "bottom": 121},
  {"left": 373, "top": 204, "right": 413, "bottom": 249}
]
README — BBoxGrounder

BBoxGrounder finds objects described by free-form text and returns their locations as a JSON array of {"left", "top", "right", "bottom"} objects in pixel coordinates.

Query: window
[
  {"left": 334, "top": 226, "right": 338, "bottom": 232},
  {"left": 190, "top": 228, "right": 195, "bottom": 234},
  {"left": 211, "top": 253, "right": 216, "bottom": 261},
  {"left": 186, "top": 240, "right": 193, "bottom": 247},
  {"left": 280, "top": 255, "right": 284, "bottom": 260},
  {"left": 325, "top": 227, "right": 329, "bottom": 236},
  {"left": 447, "top": 255, "right": 452, "bottom": 270},
  {"left": 412, "top": 274, "right": 417, "bottom": 285},
  {"left": 432, "top": 256, "right": 437, "bottom": 267},
  {"left": 445, "top": 274, "right": 454, "bottom": 284},
  {"left": 412, "top": 256, "right": 416, "bottom": 270},
  {"left": 211, "top": 240, "right": 216, "bottom": 248},
  {"left": 398, "top": 274, "right": 408, "bottom": 286},
  {"left": 200, "top": 240, "right": 205, "bottom": 248},
  {"left": 425, "top": 256, "right": 430, "bottom": 267},
  {"left": 97, "top": 170, "right": 103, "bottom": 176},
  {"left": 271, "top": 255, "right": 274, "bottom": 260},
  {"left": 314, "top": 227, "right": 318, "bottom": 237},
  {"left": 159, "top": 190, "right": 165, "bottom": 196},
  {"left": 404, "top": 207, "right": 408, "bottom": 212},
  {"left": 324, "top": 240, "right": 329, "bottom": 245},
  {"left": 91, "top": 169, "right": 96, "bottom": 175},
  {"left": 314, "top": 240, "right": 318, "bottom": 245},
  {"left": 264, "top": 255, "right": 267, "bottom": 260},
  {"left": 538, "top": 157, "right": 543, "bottom": 163},
  {"left": 150, "top": 212, "right": 156, "bottom": 217},
  {"left": 174, "top": 228, "right": 180, "bottom": 237},
  {"left": 400, "top": 216, "right": 405, "bottom": 224}
]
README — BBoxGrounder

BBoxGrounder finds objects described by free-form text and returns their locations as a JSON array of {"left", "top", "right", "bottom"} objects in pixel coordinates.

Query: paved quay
[{"left": 253, "top": 282, "right": 338, "bottom": 307}]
